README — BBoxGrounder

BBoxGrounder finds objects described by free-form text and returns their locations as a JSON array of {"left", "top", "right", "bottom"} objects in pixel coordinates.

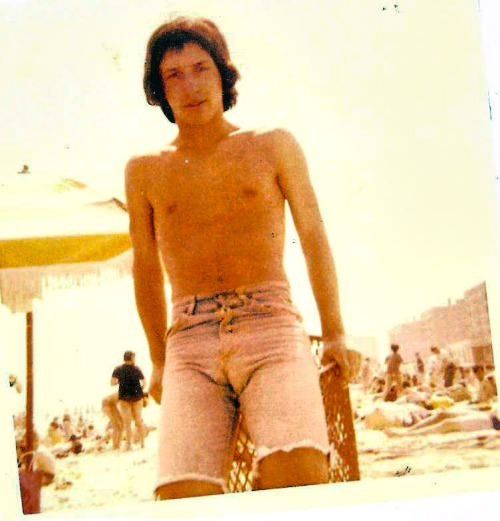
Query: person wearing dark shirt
[{"left": 111, "top": 351, "right": 146, "bottom": 450}]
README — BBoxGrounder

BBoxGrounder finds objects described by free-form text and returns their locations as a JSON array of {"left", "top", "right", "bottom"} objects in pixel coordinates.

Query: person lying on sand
[
  {"left": 53, "top": 435, "right": 84, "bottom": 458},
  {"left": 384, "top": 407, "right": 500, "bottom": 437},
  {"left": 395, "top": 383, "right": 431, "bottom": 407},
  {"left": 359, "top": 402, "right": 431, "bottom": 430}
]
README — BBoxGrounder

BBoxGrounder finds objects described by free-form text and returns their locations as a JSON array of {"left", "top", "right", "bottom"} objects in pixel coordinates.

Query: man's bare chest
[{"left": 148, "top": 147, "right": 283, "bottom": 228}]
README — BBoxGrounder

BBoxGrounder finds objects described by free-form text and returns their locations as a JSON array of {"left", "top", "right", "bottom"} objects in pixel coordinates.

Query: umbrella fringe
[{"left": 0, "top": 250, "right": 132, "bottom": 314}]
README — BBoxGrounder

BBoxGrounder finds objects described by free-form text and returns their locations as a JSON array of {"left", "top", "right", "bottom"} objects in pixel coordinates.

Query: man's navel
[{"left": 165, "top": 203, "right": 178, "bottom": 215}]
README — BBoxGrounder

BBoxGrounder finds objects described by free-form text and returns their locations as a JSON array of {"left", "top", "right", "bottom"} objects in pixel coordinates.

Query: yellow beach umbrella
[{"left": 0, "top": 175, "right": 131, "bottom": 509}]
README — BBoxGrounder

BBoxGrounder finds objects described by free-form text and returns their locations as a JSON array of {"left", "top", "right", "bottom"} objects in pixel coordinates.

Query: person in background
[
  {"left": 369, "top": 376, "right": 386, "bottom": 395},
  {"left": 61, "top": 414, "right": 74, "bottom": 440},
  {"left": 76, "top": 415, "right": 85, "bottom": 436},
  {"left": 471, "top": 365, "right": 496, "bottom": 404},
  {"left": 384, "top": 344, "right": 403, "bottom": 397},
  {"left": 446, "top": 381, "right": 472, "bottom": 403},
  {"left": 415, "top": 352, "right": 424, "bottom": 383},
  {"left": 440, "top": 347, "right": 456, "bottom": 388},
  {"left": 426, "top": 346, "right": 442, "bottom": 388},
  {"left": 102, "top": 392, "right": 124, "bottom": 450},
  {"left": 111, "top": 351, "right": 146, "bottom": 450},
  {"left": 17, "top": 436, "right": 56, "bottom": 486},
  {"left": 360, "top": 358, "right": 373, "bottom": 393},
  {"left": 385, "top": 407, "right": 500, "bottom": 437},
  {"left": 8, "top": 374, "right": 22, "bottom": 394},
  {"left": 486, "top": 372, "right": 497, "bottom": 398},
  {"left": 45, "top": 421, "right": 63, "bottom": 447},
  {"left": 384, "top": 384, "right": 399, "bottom": 403}
]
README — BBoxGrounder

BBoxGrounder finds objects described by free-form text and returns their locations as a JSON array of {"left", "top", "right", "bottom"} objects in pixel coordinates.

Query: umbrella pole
[{"left": 25, "top": 311, "right": 34, "bottom": 469}]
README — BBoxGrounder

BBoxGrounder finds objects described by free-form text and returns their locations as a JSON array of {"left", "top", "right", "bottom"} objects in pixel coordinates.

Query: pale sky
[{"left": 1, "top": 0, "right": 500, "bottom": 414}]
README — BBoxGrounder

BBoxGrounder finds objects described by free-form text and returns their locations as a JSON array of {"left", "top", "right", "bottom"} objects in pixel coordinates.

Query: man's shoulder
[
  {"left": 233, "top": 126, "right": 296, "bottom": 147},
  {"left": 232, "top": 127, "right": 301, "bottom": 169},
  {"left": 125, "top": 147, "right": 176, "bottom": 181}
]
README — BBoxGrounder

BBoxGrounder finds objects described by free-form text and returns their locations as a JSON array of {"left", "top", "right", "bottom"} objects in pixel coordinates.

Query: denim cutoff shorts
[{"left": 156, "top": 280, "right": 330, "bottom": 493}]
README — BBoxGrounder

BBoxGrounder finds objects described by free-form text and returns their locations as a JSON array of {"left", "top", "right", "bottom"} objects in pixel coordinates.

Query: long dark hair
[{"left": 143, "top": 17, "right": 240, "bottom": 123}]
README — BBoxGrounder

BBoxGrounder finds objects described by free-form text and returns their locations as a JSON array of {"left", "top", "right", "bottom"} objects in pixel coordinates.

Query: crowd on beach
[
  {"left": 13, "top": 398, "right": 152, "bottom": 487},
  {"left": 12, "top": 350, "right": 152, "bottom": 497},
  {"left": 353, "top": 344, "right": 499, "bottom": 437},
  {"left": 12, "top": 344, "right": 498, "bottom": 472},
  {"left": 9, "top": 342, "right": 499, "bottom": 507}
]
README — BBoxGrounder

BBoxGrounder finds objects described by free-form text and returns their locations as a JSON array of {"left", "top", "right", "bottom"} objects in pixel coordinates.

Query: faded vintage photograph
[{"left": 1, "top": 0, "right": 499, "bottom": 518}]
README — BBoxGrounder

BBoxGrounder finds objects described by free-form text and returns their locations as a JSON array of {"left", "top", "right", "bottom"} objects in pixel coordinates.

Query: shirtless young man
[{"left": 126, "top": 17, "right": 350, "bottom": 500}]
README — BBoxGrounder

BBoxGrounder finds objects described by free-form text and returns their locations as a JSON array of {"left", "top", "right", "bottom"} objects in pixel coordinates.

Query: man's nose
[{"left": 182, "top": 72, "right": 200, "bottom": 93}]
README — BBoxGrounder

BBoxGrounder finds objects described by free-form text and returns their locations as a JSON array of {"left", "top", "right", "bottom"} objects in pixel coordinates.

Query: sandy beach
[
  {"left": 41, "top": 438, "right": 159, "bottom": 511},
  {"left": 35, "top": 407, "right": 500, "bottom": 513}
]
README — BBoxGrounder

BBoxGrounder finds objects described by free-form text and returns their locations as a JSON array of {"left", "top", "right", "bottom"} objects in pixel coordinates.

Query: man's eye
[
  {"left": 195, "top": 65, "right": 208, "bottom": 72},
  {"left": 167, "top": 71, "right": 181, "bottom": 79}
]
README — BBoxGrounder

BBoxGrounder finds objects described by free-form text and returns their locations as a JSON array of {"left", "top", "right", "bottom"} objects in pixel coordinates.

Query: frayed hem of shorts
[
  {"left": 252, "top": 439, "right": 331, "bottom": 479},
  {"left": 154, "top": 473, "right": 228, "bottom": 498}
]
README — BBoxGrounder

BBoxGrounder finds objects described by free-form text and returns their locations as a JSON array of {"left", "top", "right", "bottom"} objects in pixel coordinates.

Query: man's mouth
[{"left": 185, "top": 100, "right": 206, "bottom": 108}]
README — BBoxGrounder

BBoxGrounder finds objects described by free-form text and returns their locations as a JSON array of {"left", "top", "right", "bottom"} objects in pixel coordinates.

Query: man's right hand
[
  {"left": 321, "top": 337, "right": 351, "bottom": 384},
  {"left": 149, "top": 364, "right": 164, "bottom": 404}
]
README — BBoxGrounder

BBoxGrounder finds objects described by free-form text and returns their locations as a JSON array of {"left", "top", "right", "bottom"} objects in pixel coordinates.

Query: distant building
[{"left": 388, "top": 282, "right": 494, "bottom": 367}]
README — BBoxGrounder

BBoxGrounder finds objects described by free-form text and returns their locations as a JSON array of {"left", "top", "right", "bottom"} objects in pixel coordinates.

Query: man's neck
[{"left": 176, "top": 115, "right": 238, "bottom": 154}]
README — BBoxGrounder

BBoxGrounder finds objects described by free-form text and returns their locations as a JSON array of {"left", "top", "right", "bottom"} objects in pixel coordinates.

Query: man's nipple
[
  {"left": 242, "top": 187, "right": 258, "bottom": 198},
  {"left": 165, "top": 203, "right": 178, "bottom": 214}
]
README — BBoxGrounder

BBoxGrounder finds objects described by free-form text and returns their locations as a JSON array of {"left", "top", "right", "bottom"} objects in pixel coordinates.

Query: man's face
[{"left": 159, "top": 42, "right": 223, "bottom": 125}]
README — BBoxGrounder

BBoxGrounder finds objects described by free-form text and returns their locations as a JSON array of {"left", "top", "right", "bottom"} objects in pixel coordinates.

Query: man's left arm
[
  {"left": 273, "top": 129, "right": 350, "bottom": 380},
  {"left": 111, "top": 368, "right": 119, "bottom": 387}
]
